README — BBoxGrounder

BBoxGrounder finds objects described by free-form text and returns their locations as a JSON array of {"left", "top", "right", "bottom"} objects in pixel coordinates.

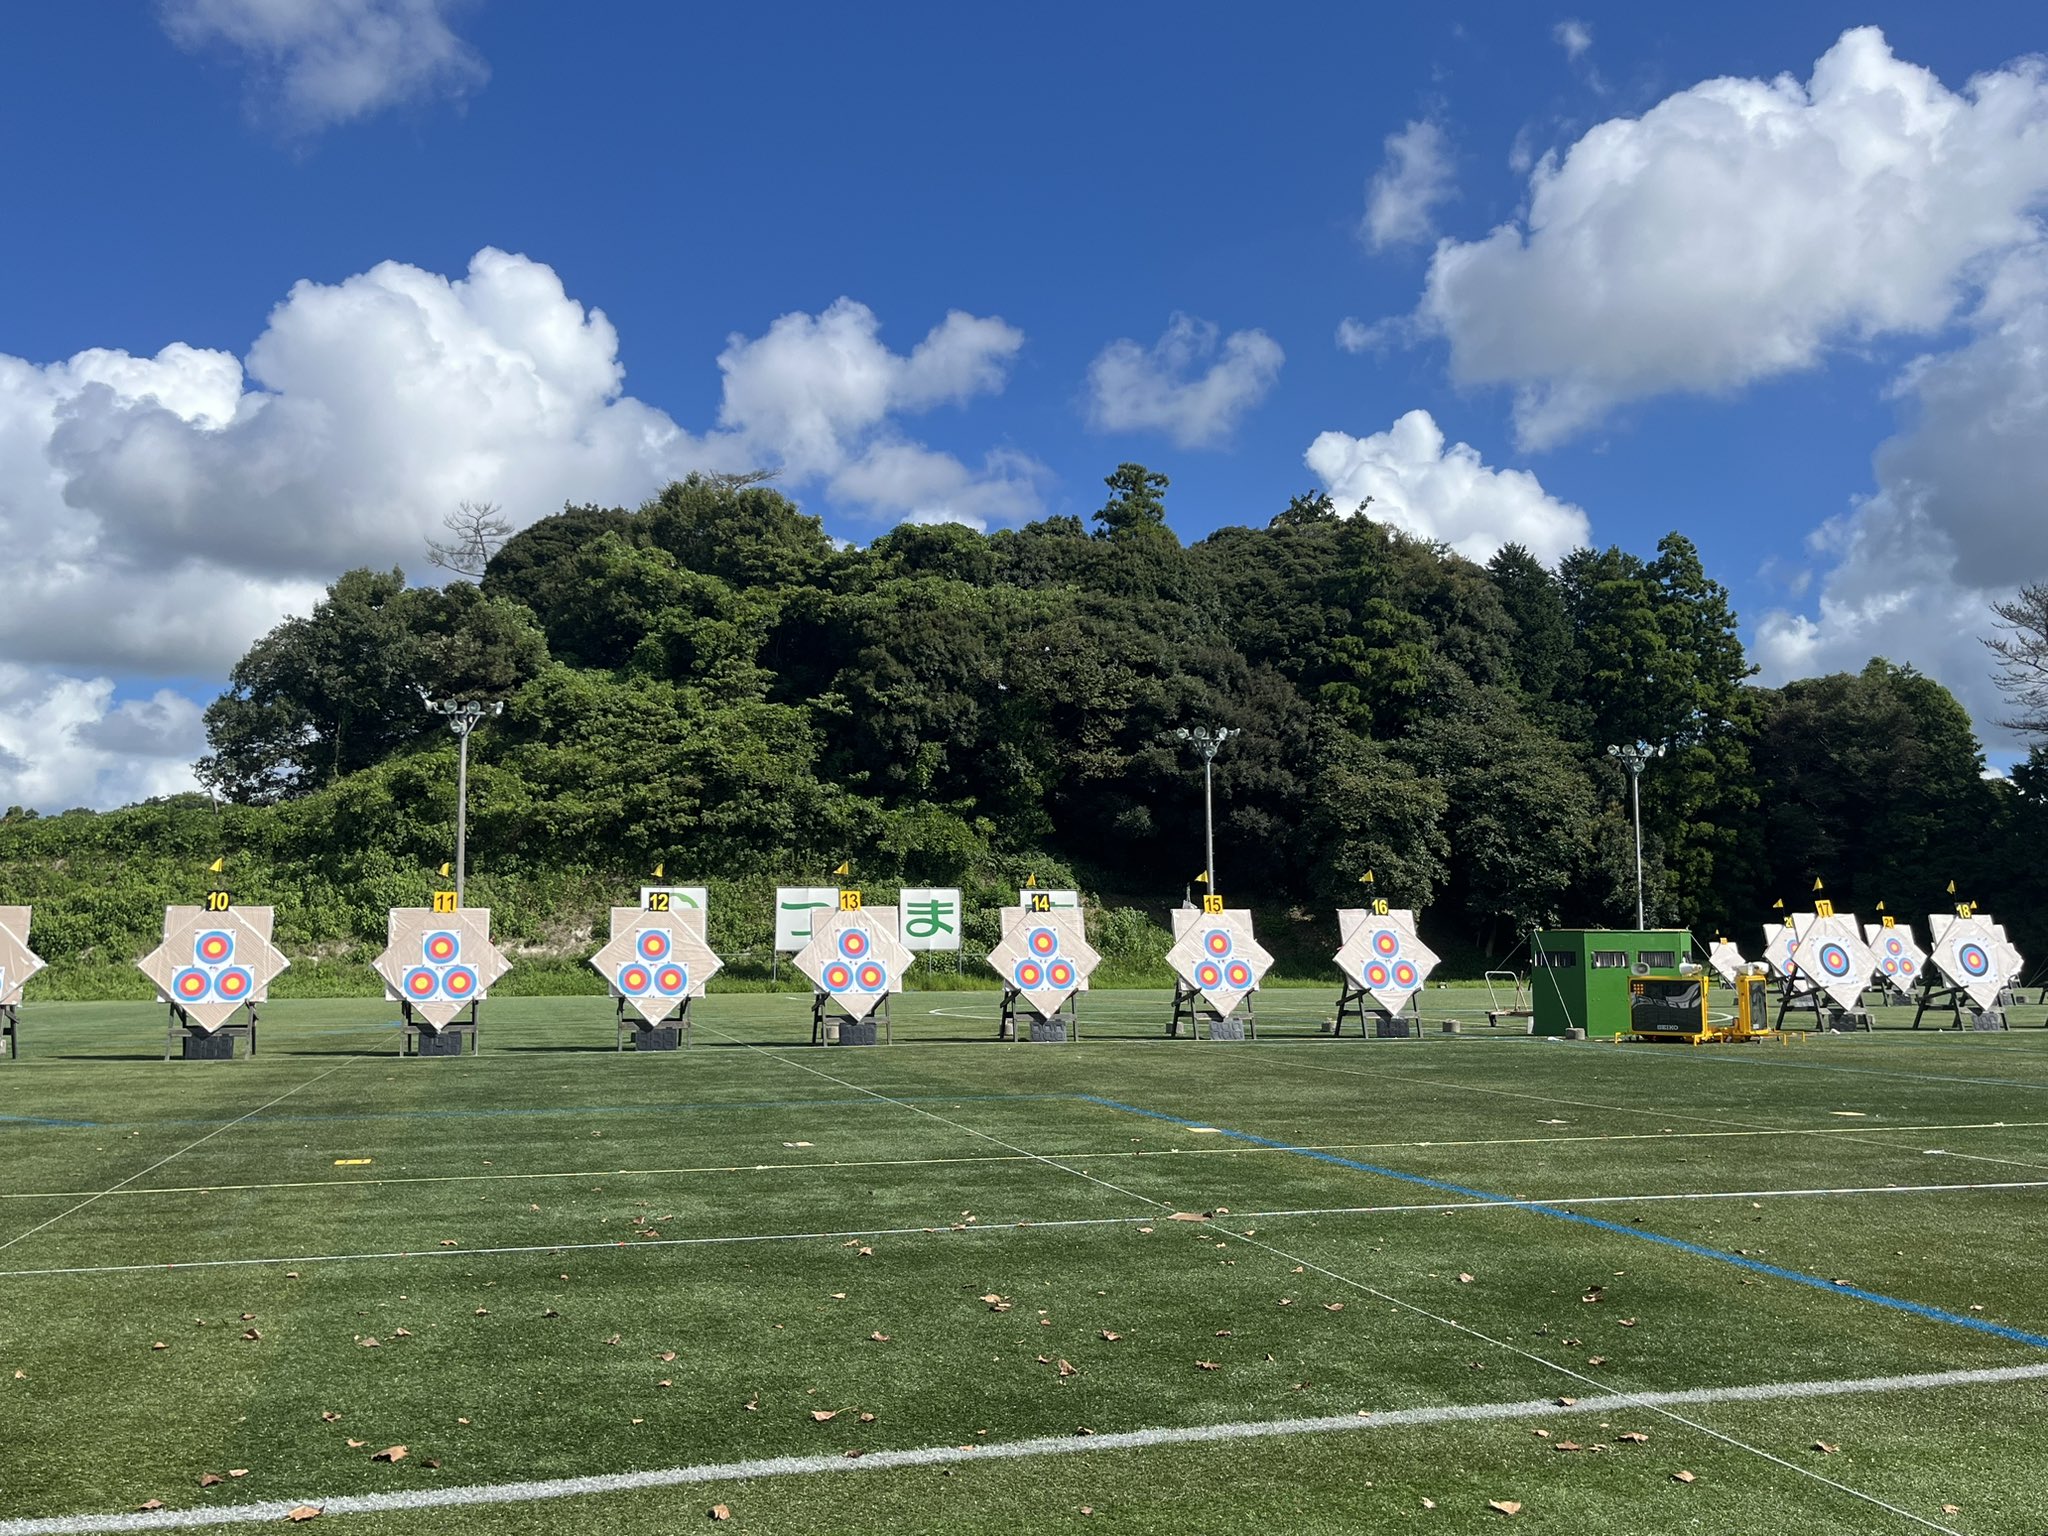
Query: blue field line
[
  {"left": 1078, "top": 1094, "right": 2048, "bottom": 1352},
  {"left": 0, "top": 1091, "right": 1075, "bottom": 1134}
]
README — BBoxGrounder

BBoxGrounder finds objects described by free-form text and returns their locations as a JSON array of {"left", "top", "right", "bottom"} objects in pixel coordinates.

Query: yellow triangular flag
[
  {"left": 1360, "top": 869, "right": 1375, "bottom": 884},
  {"left": 1196, "top": 870, "right": 1209, "bottom": 885},
  {"left": 1023, "top": 872, "right": 1036, "bottom": 888},
  {"left": 1875, "top": 901, "right": 1886, "bottom": 912},
  {"left": 1771, "top": 899, "right": 1784, "bottom": 910},
  {"left": 1947, "top": 879, "right": 1957, "bottom": 894},
  {"left": 438, "top": 862, "right": 452, "bottom": 878},
  {"left": 832, "top": 860, "right": 851, "bottom": 877},
  {"left": 1813, "top": 877, "right": 1825, "bottom": 891},
  {"left": 207, "top": 856, "right": 224, "bottom": 874},
  {"left": 653, "top": 862, "right": 664, "bottom": 880}
]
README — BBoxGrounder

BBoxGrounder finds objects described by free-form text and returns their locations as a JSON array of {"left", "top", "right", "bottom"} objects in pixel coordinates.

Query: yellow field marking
[{"left": 334, "top": 1158, "right": 373, "bottom": 1165}]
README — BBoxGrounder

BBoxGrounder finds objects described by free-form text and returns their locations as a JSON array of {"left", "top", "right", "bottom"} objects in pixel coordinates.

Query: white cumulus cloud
[
  {"left": 1304, "top": 409, "right": 1590, "bottom": 565},
  {"left": 1420, "top": 27, "right": 2048, "bottom": 447},
  {"left": 160, "top": 0, "right": 488, "bottom": 130},
  {"left": 1085, "top": 314, "right": 1283, "bottom": 448},
  {"left": 1363, "top": 120, "right": 1455, "bottom": 251},
  {"left": 0, "top": 670, "right": 207, "bottom": 812}
]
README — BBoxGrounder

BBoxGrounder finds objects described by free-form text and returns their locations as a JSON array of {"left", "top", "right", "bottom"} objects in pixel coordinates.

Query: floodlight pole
[
  {"left": 423, "top": 695, "right": 505, "bottom": 903},
  {"left": 1608, "top": 740, "right": 1664, "bottom": 929},
  {"left": 1174, "top": 725, "right": 1235, "bottom": 897}
]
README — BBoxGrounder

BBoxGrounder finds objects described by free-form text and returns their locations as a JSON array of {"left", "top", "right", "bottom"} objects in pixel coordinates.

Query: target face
[
  {"left": 654, "top": 964, "right": 688, "bottom": 994},
  {"left": 405, "top": 967, "right": 439, "bottom": 998},
  {"left": 1029, "top": 927, "right": 1059, "bottom": 957},
  {"left": 1900, "top": 958, "right": 1916, "bottom": 975},
  {"left": 175, "top": 968, "right": 210, "bottom": 1000},
  {"left": 1225, "top": 960, "right": 1253, "bottom": 988},
  {"left": 1393, "top": 960, "right": 1419, "bottom": 988},
  {"left": 1959, "top": 943, "right": 1991, "bottom": 977},
  {"left": 618, "top": 964, "right": 653, "bottom": 995},
  {"left": 855, "top": 961, "right": 888, "bottom": 991},
  {"left": 823, "top": 961, "right": 854, "bottom": 990},
  {"left": 214, "top": 967, "right": 252, "bottom": 1000},
  {"left": 1818, "top": 942, "right": 1853, "bottom": 977},
  {"left": 443, "top": 967, "right": 477, "bottom": 998},
  {"left": 1015, "top": 960, "right": 1045, "bottom": 989},
  {"left": 1196, "top": 961, "right": 1224, "bottom": 989},
  {"left": 1373, "top": 930, "right": 1400, "bottom": 957},
  {"left": 1204, "top": 930, "right": 1233, "bottom": 959},
  {"left": 196, "top": 931, "right": 234, "bottom": 964},
  {"left": 1364, "top": 960, "right": 1391, "bottom": 988},
  {"left": 838, "top": 929, "right": 870, "bottom": 961},
  {"left": 637, "top": 929, "right": 670, "bottom": 962},
  {"left": 425, "top": 931, "right": 461, "bottom": 964},
  {"left": 1886, "top": 936, "right": 1904, "bottom": 956},
  {"left": 1047, "top": 960, "right": 1075, "bottom": 988}
]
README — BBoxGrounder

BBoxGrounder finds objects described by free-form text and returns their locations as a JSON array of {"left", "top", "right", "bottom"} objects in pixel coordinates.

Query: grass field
[{"left": 4, "top": 987, "right": 2048, "bottom": 1534}]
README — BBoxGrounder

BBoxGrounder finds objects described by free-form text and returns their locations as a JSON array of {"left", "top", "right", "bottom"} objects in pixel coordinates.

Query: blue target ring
[
  {"left": 1959, "top": 943, "right": 1991, "bottom": 977},
  {"left": 1818, "top": 942, "right": 1852, "bottom": 977}
]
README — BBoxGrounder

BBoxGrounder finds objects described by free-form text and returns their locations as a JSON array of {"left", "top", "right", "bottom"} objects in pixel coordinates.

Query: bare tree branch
[
  {"left": 426, "top": 501, "right": 516, "bottom": 578},
  {"left": 1986, "top": 582, "right": 2048, "bottom": 741}
]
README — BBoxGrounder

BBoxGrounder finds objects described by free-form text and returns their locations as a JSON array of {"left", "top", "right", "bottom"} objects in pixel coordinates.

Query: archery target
[
  {"left": 1047, "top": 959, "right": 1075, "bottom": 989},
  {"left": 855, "top": 961, "right": 888, "bottom": 991},
  {"left": 197, "top": 930, "right": 234, "bottom": 964},
  {"left": 1015, "top": 960, "right": 1045, "bottom": 989},
  {"left": 175, "top": 968, "right": 210, "bottom": 1001},
  {"left": 425, "top": 931, "right": 461, "bottom": 964},
  {"left": 618, "top": 963, "right": 653, "bottom": 995},
  {"left": 215, "top": 967, "right": 252, "bottom": 1000},
  {"left": 443, "top": 967, "right": 477, "bottom": 998},
  {"left": 638, "top": 929, "right": 670, "bottom": 962},
  {"left": 1029, "top": 927, "right": 1060, "bottom": 957},
  {"left": 838, "top": 929, "right": 870, "bottom": 961},
  {"left": 988, "top": 907, "right": 1100, "bottom": 1021},
  {"left": 1364, "top": 960, "right": 1391, "bottom": 988},
  {"left": 1817, "top": 942, "right": 1853, "bottom": 978},
  {"left": 824, "top": 961, "right": 854, "bottom": 990},
  {"left": 653, "top": 964, "right": 688, "bottom": 995},
  {"left": 1204, "top": 929, "right": 1233, "bottom": 959},
  {"left": 405, "top": 967, "right": 439, "bottom": 998},
  {"left": 1196, "top": 961, "right": 1224, "bottom": 989},
  {"left": 1959, "top": 943, "right": 1991, "bottom": 977},
  {"left": 1373, "top": 929, "right": 1400, "bottom": 957},
  {"left": 1225, "top": 959, "right": 1253, "bottom": 989},
  {"left": 1333, "top": 909, "right": 1438, "bottom": 1014},
  {"left": 1392, "top": 959, "right": 1419, "bottom": 989}
]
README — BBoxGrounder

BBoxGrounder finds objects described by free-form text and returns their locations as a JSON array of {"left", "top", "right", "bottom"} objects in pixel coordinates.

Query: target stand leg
[
  {"left": 1332, "top": 984, "right": 1368, "bottom": 1038},
  {"left": 1, "top": 1002, "right": 15, "bottom": 1060},
  {"left": 999, "top": 987, "right": 1021, "bottom": 1042},
  {"left": 1169, "top": 981, "right": 1200, "bottom": 1039}
]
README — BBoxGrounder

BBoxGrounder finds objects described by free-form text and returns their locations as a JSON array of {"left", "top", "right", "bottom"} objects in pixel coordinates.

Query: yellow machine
[{"left": 1625, "top": 967, "right": 1781, "bottom": 1045}]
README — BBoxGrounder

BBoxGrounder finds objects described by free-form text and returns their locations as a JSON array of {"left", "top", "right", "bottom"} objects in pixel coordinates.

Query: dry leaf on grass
[
  {"left": 241, "top": 1313, "right": 256, "bottom": 1321},
  {"left": 1099, "top": 1330, "right": 1121, "bottom": 1342},
  {"left": 1554, "top": 1441, "right": 1582, "bottom": 1453},
  {"left": 711, "top": 1506, "right": 732, "bottom": 1522},
  {"left": 286, "top": 1506, "right": 321, "bottom": 1523},
  {"left": 868, "top": 1333, "right": 890, "bottom": 1343},
  {"left": 1322, "top": 1303, "right": 1344, "bottom": 1312},
  {"left": 137, "top": 1501, "right": 164, "bottom": 1512},
  {"left": 320, "top": 1412, "right": 340, "bottom": 1423},
  {"left": 1812, "top": 1441, "right": 1839, "bottom": 1454},
  {"left": 1421, "top": 1498, "right": 1436, "bottom": 1509},
  {"left": 1487, "top": 1500, "right": 1522, "bottom": 1516},
  {"left": 1671, "top": 1470, "right": 1695, "bottom": 1484},
  {"left": 242, "top": 1328, "right": 262, "bottom": 1341},
  {"left": 438, "top": 1239, "right": 457, "bottom": 1247},
  {"left": 1458, "top": 1273, "right": 1474, "bottom": 1284},
  {"left": 604, "top": 1333, "right": 622, "bottom": 1346},
  {"left": 1617, "top": 1432, "right": 1649, "bottom": 1444},
  {"left": 658, "top": 1380, "right": 673, "bottom": 1389},
  {"left": 810, "top": 1409, "right": 838, "bottom": 1422},
  {"left": 229, "top": 1470, "right": 248, "bottom": 1479},
  {"left": 473, "top": 1308, "right": 488, "bottom": 1317},
  {"left": 1196, "top": 1360, "right": 1220, "bottom": 1371},
  {"left": 393, "top": 1328, "right": 412, "bottom": 1338},
  {"left": 358, "top": 1337, "right": 380, "bottom": 1348},
  {"left": 1168, "top": 1212, "right": 1205, "bottom": 1222},
  {"left": 1057, "top": 1359, "right": 1077, "bottom": 1377},
  {"left": 1587, "top": 1356, "right": 1607, "bottom": 1366},
  {"left": 857, "top": 1246, "right": 873, "bottom": 1257},
  {"left": 346, "top": 1440, "right": 367, "bottom": 1449},
  {"left": 199, "top": 1474, "right": 223, "bottom": 1487},
  {"left": 660, "top": 1351, "right": 677, "bottom": 1362},
  {"left": 372, "top": 1446, "right": 407, "bottom": 1463}
]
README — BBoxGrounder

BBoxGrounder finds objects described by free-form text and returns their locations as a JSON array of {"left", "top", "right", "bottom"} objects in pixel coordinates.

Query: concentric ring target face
[
  {"left": 1047, "top": 960, "right": 1075, "bottom": 989},
  {"left": 405, "top": 967, "right": 439, "bottom": 999},
  {"left": 1029, "top": 927, "right": 1059, "bottom": 957},
  {"left": 1881, "top": 958, "right": 1899, "bottom": 974},
  {"left": 1901, "top": 959, "right": 1916, "bottom": 975},
  {"left": 1373, "top": 930, "right": 1400, "bottom": 957},
  {"left": 215, "top": 967, "right": 252, "bottom": 1000},
  {"left": 1197, "top": 961, "right": 1224, "bottom": 989},
  {"left": 1818, "top": 942, "right": 1853, "bottom": 977},
  {"left": 1959, "top": 943, "right": 1991, "bottom": 977},
  {"left": 1015, "top": 960, "right": 1044, "bottom": 989},
  {"left": 855, "top": 961, "right": 887, "bottom": 991},
  {"left": 618, "top": 964, "right": 652, "bottom": 995},
  {"left": 175, "top": 968, "right": 211, "bottom": 1000},
  {"left": 196, "top": 930, "right": 234, "bottom": 964},
  {"left": 638, "top": 930, "right": 670, "bottom": 962},
  {"left": 1204, "top": 930, "right": 1233, "bottom": 959},
  {"left": 443, "top": 967, "right": 477, "bottom": 997},
  {"left": 1364, "top": 961, "right": 1391, "bottom": 988},
  {"left": 838, "top": 929, "right": 869, "bottom": 961},
  {"left": 823, "top": 962, "right": 854, "bottom": 991},
  {"left": 425, "top": 931, "right": 461, "bottom": 964},
  {"left": 1393, "top": 960, "right": 1418, "bottom": 988},
  {"left": 1225, "top": 960, "right": 1252, "bottom": 988},
  {"left": 1886, "top": 937, "right": 1905, "bottom": 956},
  {"left": 654, "top": 964, "right": 687, "bottom": 995}
]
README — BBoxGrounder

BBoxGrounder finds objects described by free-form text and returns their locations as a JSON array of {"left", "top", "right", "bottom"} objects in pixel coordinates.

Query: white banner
[
  {"left": 1017, "top": 888, "right": 1079, "bottom": 912},
  {"left": 774, "top": 887, "right": 841, "bottom": 950},
  {"left": 640, "top": 885, "right": 708, "bottom": 914},
  {"left": 899, "top": 887, "right": 963, "bottom": 951}
]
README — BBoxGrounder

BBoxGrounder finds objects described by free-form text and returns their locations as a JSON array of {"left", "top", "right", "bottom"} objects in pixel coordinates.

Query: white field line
[
  {"left": 4, "top": 1363, "right": 2030, "bottom": 1535},
  {"left": 1920, "top": 1146, "right": 2048, "bottom": 1174},
  {"left": 11, "top": 1117, "right": 2043, "bottom": 1202},
  {"left": 0, "top": 1057, "right": 367, "bottom": 1257},
  {"left": 6, "top": 1176, "right": 2045, "bottom": 1283}
]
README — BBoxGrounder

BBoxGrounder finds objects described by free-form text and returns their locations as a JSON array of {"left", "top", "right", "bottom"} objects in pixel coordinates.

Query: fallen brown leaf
[
  {"left": 1322, "top": 1302, "right": 1344, "bottom": 1312},
  {"left": 1057, "top": 1359, "right": 1077, "bottom": 1377},
  {"left": 868, "top": 1333, "right": 890, "bottom": 1343},
  {"left": 473, "top": 1308, "right": 488, "bottom": 1317},
  {"left": 137, "top": 1501, "right": 164, "bottom": 1512},
  {"left": 1587, "top": 1356, "right": 1607, "bottom": 1366},
  {"left": 393, "top": 1328, "right": 412, "bottom": 1338},
  {"left": 372, "top": 1446, "right": 407, "bottom": 1463},
  {"left": 1617, "top": 1432, "right": 1649, "bottom": 1444},
  {"left": 1099, "top": 1330, "right": 1121, "bottom": 1342},
  {"left": 1458, "top": 1273, "right": 1474, "bottom": 1284},
  {"left": 285, "top": 1506, "right": 321, "bottom": 1523},
  {"left": 1554, "top": 1441, "right": 1582, "bottom": 1453},
  {"left": 1196, "top": 1360, "right": 1220, "bottom": 1370},
  {"left": 1168, "top": 1212, "right": 1205, "bottom": 1222},
  {"left": 439, "top": 1239, "right": 457, "bottom": 1247},
  {"left": 1812, "top": 1441, "right": 1839, "bottom": 1454},
  {"left": 242, "top": 1328, "right": 262, "bottom": 1341},
  {"left": 1672, "top": 1470, "right": 1695, "bottom": 1484},
  {"left": 1421, "top": 1497, "right": 1435, "bottom": 1509},
  {"left": 1488, "top": 1500, "right": 1522, "bottom": 1516},
  {"left": 199, "top": 1474, "right": 223, "bottom": 1487},
  {"left": 710, "top": 1506, "right": 731, "bottom": 1522},
  {"left": 229, "top": 1469, "right": 248, "bottom": 1478},
  {"left": 359, "top": 1337, "right": 380, "bottom": 1348},
  {"left": 320, "top": 1411, "right": 341, "bottom": 1423},
  {"left": 241, "top": 1313, "right": 256, "bottom": 1321},
  {"left": 1555, "top": 1396, "right": 1577, "bottom": 1407},
  {"left": 346, "top": 1440, "right": 367, "bottom": 1449},
  {"left": 810, "top": 1409, "right": 838, "bottom": 1422},
  {"left": 660, "top": 1350, "right": 677, "bottom": 1362},
  {"left": 857, "top": 1246, "right": 873, "bottom": 1257}
]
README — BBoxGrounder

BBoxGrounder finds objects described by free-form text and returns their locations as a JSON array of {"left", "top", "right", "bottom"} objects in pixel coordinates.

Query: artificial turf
[{"left": 3, "top": 988, "right": 2047, "bottom": 1533}]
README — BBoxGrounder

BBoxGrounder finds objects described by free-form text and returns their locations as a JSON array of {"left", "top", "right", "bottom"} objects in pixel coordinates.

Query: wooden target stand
[
  {"left": 811, "top": 990, "right": 892, "bottom": 1047},
  {"left": 999, "top": 987, "right": 1079, "bottom": 1043},
  {"left": 617, "top": 995, "right": 692, "bottom": 1051},
  {"left": 166, "top": 1002, "right": 258, "bottom": 1060},
  {"left": 2, "top": 1002, "right": 19, "bottom": 1060},
  {"left": 1168, "top": 979, "right": 1257, "bottom": 1041},
  {"left": 1909, "top": 972, "right": 2008, "bottom": 1031},
  {"left": 1330, "top": 982, "right": 1422, "bottom": 1040},
  {"left": 400, "top": 999, "right": 480, "bottom": 1056}
]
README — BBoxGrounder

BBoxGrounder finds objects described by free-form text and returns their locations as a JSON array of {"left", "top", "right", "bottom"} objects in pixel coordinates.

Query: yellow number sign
[
  {"left": 1814, "top": 899, "right": 1835, "bottom": 918},
  {"left": 431, "top": 890, "right": 460, "bottom": 914},
  {"left": 205, "top": 891, "right": 231, "bottom": 913},
  {"left": 645, "top": 891, "right": 671, "bottom": 913},
  {"left": 838, "top": 889, "right": 863, "bottom": 913},
  {"left": 1371, "top": 898, "right": 1390, "bottom": 916},
  {"left": 1201, "top": 894, "right": 1224, "bottom": 915},
  {"left": 1029, "top": 892, "right": 1052, "bottom": 913}
]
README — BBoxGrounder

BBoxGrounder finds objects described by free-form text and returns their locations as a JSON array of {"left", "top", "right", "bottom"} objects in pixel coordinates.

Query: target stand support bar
[
  {"left": 165, "top": 1001, "right": 258, "bottom": 1060},
  {"left": 812, "top": 990, "right": 891, "bottom": 1047},
  {"left": 1169, "top": 979, "right": 1257, "bottom": 1042},
  {"left": 400, "top": 999, "right": 480, "bottom": 1057},
  {"left": 617, "top": 995, "right": 692, "bottom": 1051},
  {"left": 1, "top": 1002, "right": 17, "bottom": 1060}
]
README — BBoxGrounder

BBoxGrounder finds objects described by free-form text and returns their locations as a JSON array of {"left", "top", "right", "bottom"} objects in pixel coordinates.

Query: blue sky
[{"left": 2, "top": 1, "right": 2045, "bottom": 808}]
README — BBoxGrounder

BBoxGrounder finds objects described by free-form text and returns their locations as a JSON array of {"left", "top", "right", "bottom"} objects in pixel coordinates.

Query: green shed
[{"left": 1530, "top": 930, "right": 1694, "bottom": 1037}]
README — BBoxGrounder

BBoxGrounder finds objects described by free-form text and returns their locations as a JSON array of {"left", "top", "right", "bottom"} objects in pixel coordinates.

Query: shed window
[
  {"left": 1590, "top": 950, "right": 1628, "bottom": 969},
  {"left": 1533, "top": 952, "right": 1577, "bottom": 969},
  {"left": 1638, "top": 950, "right": 1677, "bottom": 968}
]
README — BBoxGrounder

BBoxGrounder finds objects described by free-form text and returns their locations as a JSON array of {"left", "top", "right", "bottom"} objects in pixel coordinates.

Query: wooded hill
[{"left": 4, "top": 468, "right": 2040, "bottom": 997}]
